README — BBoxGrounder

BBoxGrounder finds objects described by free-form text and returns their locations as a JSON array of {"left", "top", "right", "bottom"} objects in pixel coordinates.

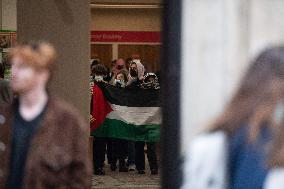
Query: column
[
  {"left": 2, "top": 0, "right": 16, "bottom": 30},
  {"left": 17, "top": 0, "right": 90, "bottom": 120},
  {"left": 180, "top": 0, "right": 284, "bottom": 152}
]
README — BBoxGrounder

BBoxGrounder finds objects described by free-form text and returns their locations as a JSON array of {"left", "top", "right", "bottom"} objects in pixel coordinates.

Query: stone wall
[
  {"left": 180, "top": 0, "right": 284, "bottom": 152},
  {"left": 1, "top": 0, "right": 16, "bottom": 30},
  {"left": 17, "top": 0, "right": 90, "bottom": 120}
]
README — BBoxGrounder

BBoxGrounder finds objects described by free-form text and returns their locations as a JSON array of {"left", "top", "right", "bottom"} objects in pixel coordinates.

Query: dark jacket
[
  {"left": 0, "top": 97, "right": 92, "bottom": 189},
  {"left": 126, "top": 78, "right": 142, "bottom": 89},
  {"left": 0, "top": 80, "right": 13, "bottom": 106}
]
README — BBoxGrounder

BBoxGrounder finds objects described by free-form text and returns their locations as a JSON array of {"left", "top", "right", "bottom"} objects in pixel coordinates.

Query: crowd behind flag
[{"left": 91, "top": 83, "right": 161, "bottom": 142}]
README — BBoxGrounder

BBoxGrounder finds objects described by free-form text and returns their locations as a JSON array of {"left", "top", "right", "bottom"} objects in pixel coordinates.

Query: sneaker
[
  {"left": 128, "top": 164, "right": 136, "bottom": 171},
  {"left": 137, "top": 170, "right": 145, "bottom": 174},
  {"left": 94, "top": 168, "right": 105, "bottom": 175},
  {"left": 151, "top": 168, "right": 158, "bottom": 175}
]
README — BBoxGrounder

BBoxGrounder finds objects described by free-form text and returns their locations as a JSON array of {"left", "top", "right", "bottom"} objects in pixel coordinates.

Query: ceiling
[{"left": 90, "top": 0, "right": 162, "bottom": 5}]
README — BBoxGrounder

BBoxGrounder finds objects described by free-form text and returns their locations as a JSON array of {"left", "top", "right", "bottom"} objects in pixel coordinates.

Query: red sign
[{"left": 91, "top": 31, "right": 161, "bottom": 43}]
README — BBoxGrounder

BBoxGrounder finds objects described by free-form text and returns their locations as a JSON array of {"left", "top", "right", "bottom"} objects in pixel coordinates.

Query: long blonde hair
[{"left": 211, "top": 46, "right": 284, "bottom": 167}]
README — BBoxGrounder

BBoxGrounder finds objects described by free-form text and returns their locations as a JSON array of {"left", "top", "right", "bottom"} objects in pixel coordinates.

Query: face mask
[
  {"left": 94, "top": 75, "right": 104, "bottom": 82},
  {"left": 115, "top": 79, "right": 125, "bottom": 86},
  {"left": 117, "top": 65, "right": 124, "bottom": 70},
  {"left": 130, "top": 69, "right": 138, "bottom": 77}
]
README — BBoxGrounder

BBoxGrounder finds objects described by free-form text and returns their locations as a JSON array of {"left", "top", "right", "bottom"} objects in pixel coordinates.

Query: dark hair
[
  {"left": 126, "top": 57, "right": 132, "bottom": 63},
  {"left": 210, "top": 46, "right": 284, "bottom": 167},
  {"left": 91, "top": 59, "right": 100, "bottom": 68},
  {"left": 93, "top": 64, "right": 108, "bottom": 76},
  {"left": 0, "top": 63, "right": 4, "bottom": 78},
  {"left": 129, "top": 61, "right": 136, "bottom": 67}
]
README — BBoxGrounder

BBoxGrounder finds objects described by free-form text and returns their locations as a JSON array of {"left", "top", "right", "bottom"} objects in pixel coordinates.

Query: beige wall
[
  {"left": 0, "top": 1, "right": 162, "bottom": 32},
  {"left": 17, "top": 0, "right": 90, "bottom": 120},
  {"left": 249, "top": 0, "right": 284, "bottom": 56},
  {"left": 181, "top": 0, "right": 284, "bottom": 152},
  {"left": 2, "top": 0, "right": 16, "bottom": 30},
  {"left": 91, "top": 8, "right": 161, "bottom": 31}
]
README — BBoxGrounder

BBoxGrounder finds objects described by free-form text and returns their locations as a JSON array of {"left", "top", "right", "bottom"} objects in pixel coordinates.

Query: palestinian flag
[{"left": 91, "top": 83, "right": 161, "bottom": 142}]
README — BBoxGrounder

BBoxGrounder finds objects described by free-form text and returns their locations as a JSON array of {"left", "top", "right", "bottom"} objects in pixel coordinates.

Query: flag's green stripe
[{"left": 91, "top": 118, "right": 160, "bottom": 142}]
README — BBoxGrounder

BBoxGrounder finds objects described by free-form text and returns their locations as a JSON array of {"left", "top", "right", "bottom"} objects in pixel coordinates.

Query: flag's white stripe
[{"left": 106, "top": 104, "right": 162, "bottom": 125}]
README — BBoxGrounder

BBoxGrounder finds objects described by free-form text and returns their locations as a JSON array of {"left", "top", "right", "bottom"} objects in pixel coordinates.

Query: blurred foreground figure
[
  {"left": 182, "top": 46, "right": 284, "bottom": 189},
  {"left": 0, "top": 41, "right": 92, "bottom": 189}
]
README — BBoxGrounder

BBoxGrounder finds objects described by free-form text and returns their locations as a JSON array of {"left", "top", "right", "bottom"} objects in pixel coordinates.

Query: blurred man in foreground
[{"left": 0, "top": 41, "right": 92, "bottom": 189}]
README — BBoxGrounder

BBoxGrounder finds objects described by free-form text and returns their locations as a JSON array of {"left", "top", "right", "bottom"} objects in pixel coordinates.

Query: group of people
[
  {"left": 90, "top": 57, "right": 160, "bottom": 176},
  {"left": 3, "top": 40, "right": 284, "bottom": 189},
  {"left": 90, "top": 57, "right": 160, "bottom": 90}
]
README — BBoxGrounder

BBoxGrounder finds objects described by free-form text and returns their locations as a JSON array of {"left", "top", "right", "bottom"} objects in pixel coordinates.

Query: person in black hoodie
[
  {"left": 135, "top": 73, "right": 159, "bottom": 175},
  {"left": 90, "top": 64, "right": 109, "bottom": 175}
]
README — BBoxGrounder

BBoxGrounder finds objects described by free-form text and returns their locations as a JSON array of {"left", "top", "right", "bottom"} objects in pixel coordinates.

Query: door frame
[{"left": 160, "top": 0, "right": 182, "bottom": 188}]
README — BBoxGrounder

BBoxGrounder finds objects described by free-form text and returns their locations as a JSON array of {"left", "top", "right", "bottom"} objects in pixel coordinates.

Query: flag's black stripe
[{"left": 97, "top": 83, "right": 160, "bottom": 107}]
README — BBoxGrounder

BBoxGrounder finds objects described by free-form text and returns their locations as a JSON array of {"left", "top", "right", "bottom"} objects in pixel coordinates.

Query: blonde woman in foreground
[{"left": 182, "top": 46, "right": 284, "bottom": 189}]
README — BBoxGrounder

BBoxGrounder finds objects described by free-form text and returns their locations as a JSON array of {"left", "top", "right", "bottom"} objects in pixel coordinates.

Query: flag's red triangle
[{"left": 90, "top": 84, "right": 112, "bottom": 131}]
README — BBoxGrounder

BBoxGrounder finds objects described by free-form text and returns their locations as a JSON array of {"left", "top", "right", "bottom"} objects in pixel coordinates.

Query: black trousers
[
  {"left": 110, "top": 139, "right": 128, "bottom": 166},
  {"left": 93, "top": 137, "right": 106, "bottom": 169},
  {"left": 106, "top": 139, "right": 113, "bottom": 164},
  {"left": 135, "top": 142, "right": 158, "bottom": 171}
]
